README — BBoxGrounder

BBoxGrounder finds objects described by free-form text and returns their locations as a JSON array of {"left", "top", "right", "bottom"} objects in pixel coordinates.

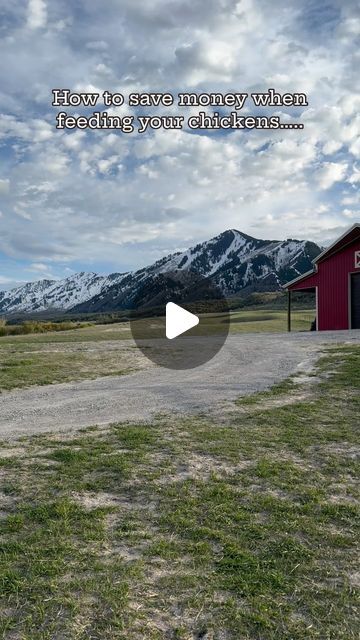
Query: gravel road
[{"left": 1, "top": 331, "right": 359, "bottom": 439}]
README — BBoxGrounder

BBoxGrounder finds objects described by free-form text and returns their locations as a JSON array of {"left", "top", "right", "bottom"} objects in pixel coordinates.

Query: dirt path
[{"left": 0, "top": 331, "right": 359, "bottom": 439}]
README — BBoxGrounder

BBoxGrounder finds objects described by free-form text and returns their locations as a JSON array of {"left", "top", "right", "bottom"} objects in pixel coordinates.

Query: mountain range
[{"left": 0, "top": 230, "right": 321, "bottom": 315}]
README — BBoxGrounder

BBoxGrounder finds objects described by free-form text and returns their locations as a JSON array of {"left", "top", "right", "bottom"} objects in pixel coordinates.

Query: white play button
[{"left": 166, "top": 302, "right": 199, "bottom": 340}]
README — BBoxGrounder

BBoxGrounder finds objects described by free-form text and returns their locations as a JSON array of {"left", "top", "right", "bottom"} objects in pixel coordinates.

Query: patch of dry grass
[{"left": 0, "top": 340, "right": 151, "bottom": 390}]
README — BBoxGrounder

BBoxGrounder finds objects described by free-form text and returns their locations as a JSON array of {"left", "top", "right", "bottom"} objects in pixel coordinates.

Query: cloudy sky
[{"left": 0, "top": 0, "right": 359, "bottom": 288}]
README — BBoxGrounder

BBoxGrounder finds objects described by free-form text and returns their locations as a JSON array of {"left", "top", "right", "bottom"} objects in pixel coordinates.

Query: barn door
[{"left": 351, "top": 273, "right": 360, "bottom": 329}]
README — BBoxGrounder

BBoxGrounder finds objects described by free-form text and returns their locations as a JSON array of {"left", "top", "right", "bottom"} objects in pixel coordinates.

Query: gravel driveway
[{"left": 0, "top": 331, "right": 359, "bottom": 439}]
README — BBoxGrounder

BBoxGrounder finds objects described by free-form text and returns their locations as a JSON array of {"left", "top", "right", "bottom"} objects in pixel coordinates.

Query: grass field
[
  {"left": 0, "top": 310, "right": 315, "bottom": 391},
  {"left": 0, "top": 341, "right": 145, "bottom": 391},
  {"left": 0, "top": 345, "right": 359, "bottom": 639}
]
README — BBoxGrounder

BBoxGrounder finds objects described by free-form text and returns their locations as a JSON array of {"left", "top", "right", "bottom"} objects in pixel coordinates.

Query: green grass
[
  {"left": 0, "top": 346, "right": 138, "bottom": 391},
  {"left": 129, "top": 309, "right": 315, "bottom": 339},
  {"left": 0, "top": 345, "right": 359, "bottom": 638},
  {"left": 0, "top": 310, "right": 315, "bottom": 390},
  {"left": 0, "top": 310, "right": 313, "bottom": 345},
  {"left": 0, "top": 322, "right": 138, "bottom": 390},
  {"left": 0, "top": 322, "right": 133, "bottom": 345},
  {"left": 229, "top": 309, "right": 315, "bottom": 333}
]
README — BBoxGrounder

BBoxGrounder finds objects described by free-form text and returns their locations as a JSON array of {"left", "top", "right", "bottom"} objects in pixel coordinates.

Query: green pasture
[{"left": 0, "top": 309, "right": 315, "bottom": 390}]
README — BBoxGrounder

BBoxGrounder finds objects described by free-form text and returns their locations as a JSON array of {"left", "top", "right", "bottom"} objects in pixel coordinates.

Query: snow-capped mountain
[
  {"left": 0, "top": 271, "right": 127, "bottom": 314},
  {"left": 149, "top": 230, "right": 319, "bottom": 295},
  {"left": 71, "top": 230, "right": 321, "bottom": 313},
  {"left": 0, "top": 230, "right": 321, "bottom": 315}
]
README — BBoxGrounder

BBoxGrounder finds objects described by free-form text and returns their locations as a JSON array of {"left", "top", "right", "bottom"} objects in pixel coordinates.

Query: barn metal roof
[
  {"left": 283, "top": 223, "right": 360, "bottom": 290},
  {"left": 312, "top": 223, "right": 360, "bottom": 265},
  {"left": 283, "top": 269, "right": 315, "bottom": 289}
]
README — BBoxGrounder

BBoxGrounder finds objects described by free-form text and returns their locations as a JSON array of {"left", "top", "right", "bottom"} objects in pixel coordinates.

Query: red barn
[{"left": 285, "top": 223, "right": 360, "bottom": 331}]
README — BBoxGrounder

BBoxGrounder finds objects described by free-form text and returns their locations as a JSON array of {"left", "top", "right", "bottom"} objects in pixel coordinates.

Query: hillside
[
  {"left": 0, "top": 230, "right": 321, "bottom": 315},
  {"left": 72, "top": 230, "right": 320, "bottom": 313}
]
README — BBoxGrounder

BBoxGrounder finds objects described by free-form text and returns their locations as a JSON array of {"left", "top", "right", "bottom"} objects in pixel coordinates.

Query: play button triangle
[{"left": 166, "top": 302, "right": 199, "bottom": 340}]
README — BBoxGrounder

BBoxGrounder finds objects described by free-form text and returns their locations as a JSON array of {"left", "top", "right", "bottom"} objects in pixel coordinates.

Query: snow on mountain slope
[
  {"left": 154, "top": 230, "right": 254, "bottom": 275},
  {"left": 147, "top": 230, "right": 268, "bottom": 278},
  {"left": 267, "top": 240, "right": 308, "bottom": 270},
  {"left": 71, "top": 230, "right": 321, "bottom": 314},
  {"left": 0, "top": 271, "right": 127, "bottom": 314},
  {"left": 0, "top": 230, "right": 322, "bottom": 315}
]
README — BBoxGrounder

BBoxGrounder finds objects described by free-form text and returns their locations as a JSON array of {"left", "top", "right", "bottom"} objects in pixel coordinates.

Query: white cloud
[
  {"left": 342, "top": 193, "right": 360, "bottom": 206},
  {"left": 14, "top": 205, "right": 32, "bottom": 221},
  {"left": 0, "top": 115, "right": 53, "bottom": 144},
  {"left": 349, "top": 137, "right": 360, "bottom": 158},
  {"left": 0, "top": 179, "right": 10, "bottom": 194},
  {"left": 29, "top": 262, "right": 49, "bottom": 271},
  {"left": 348, "top": 166, "right": 360, "bottom": 184},
  {"left": 316, "top": 162, "right": 348, "bottom": 190},
  {"left": 27, "top": 0, "right": 47, "bottom": 29},
  {"left": 0, "top": 0, "right": 359, "bottom": 276},
  {"left": 97, "top": 155, "right": 120, "bottom": 174},
  {"left": 0, "top": 275, "right": 22, "bottom": 286},
  {"left": 342, "top": 208, "right": 359, "bottom": 219}
]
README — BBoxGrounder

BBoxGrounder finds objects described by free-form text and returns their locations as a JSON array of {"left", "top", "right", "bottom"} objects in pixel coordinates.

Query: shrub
[{"left": 0, "top": 319, "right": 91, "bottom": 337}]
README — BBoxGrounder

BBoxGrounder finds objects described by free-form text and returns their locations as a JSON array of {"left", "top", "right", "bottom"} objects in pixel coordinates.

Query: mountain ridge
[{"left": 0, "top": 229, "right": 321, "bottom": 315}]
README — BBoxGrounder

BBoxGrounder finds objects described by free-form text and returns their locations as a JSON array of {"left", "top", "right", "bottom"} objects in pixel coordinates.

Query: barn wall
[
  {"left": 289, "top": 238, "right": 360, "bottom": 331},
  {"left": 290, "top": 273, "right": 319, "bottom": 290}
]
